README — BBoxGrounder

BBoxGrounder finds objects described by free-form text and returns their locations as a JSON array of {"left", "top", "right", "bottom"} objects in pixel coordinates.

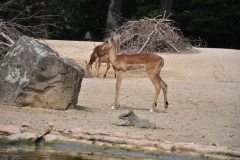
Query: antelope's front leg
[
  {"left": 157, "top": 75, "right": 168, "bottom": 110},
  {"left": 148, "top": 74, "right": 161, "bottom": 112},
  {"left": 112, "top": 71, "right": 123, "bottom": 109}
]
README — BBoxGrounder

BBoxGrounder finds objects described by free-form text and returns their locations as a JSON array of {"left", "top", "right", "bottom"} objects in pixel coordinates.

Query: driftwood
[
  {"left": 116, "top": 110, "right": 156, "bottom": 129},
  {"left": 110, "top": 17, "right": 192, "bottom": 53}
]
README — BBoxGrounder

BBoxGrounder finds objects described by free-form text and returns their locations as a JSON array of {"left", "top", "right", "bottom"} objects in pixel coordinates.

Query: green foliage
[
  {"left": 2, "top": 0, "right": 239, "bottom": 48},
  {"left": 48, "top": 0, "right": 109, "bottom": 40},
  {"left": 172, "top": 0, "right": 240, "bottom": 48},
  {"left": 0, "top": 0, "right": 25, "bottom": 20},
  {"left": 122, "top": 0, "right": 159, "bottom": 19},
  {"left": 0, "top": 46, "right": 10, "bottom": 59}
]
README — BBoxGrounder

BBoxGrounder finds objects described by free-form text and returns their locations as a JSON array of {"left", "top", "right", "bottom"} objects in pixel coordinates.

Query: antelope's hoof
[
  {"left": 111, "top": 106, "right": 115, "bottom": 110},
  {"left": 150, "top": 109, "right": 154, "bottom": 113},
  {"left": 165, "top": 101, "right": 169, "bottom": 109}
]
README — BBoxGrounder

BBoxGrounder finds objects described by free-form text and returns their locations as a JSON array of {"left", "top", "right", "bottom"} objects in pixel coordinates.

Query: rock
[
  {"left": 134, "top": 119, "right": 156, "bottom": 129},
  {"left": 84, "top": 31, "right": 92, "bottom": 40},
  {"left": 44, "top": 134, "right": 62, "bottom": 143},
  {"left": 116, "top": 110, "right": 156, "bottom": 129},
  {"left": 50, "top": 131, "right": 60, "bottom": 135},
  {"left": 0, "top": 36, "right": 84, "bottom": 110},
  {"left": 57, "top": 129, "right": 64, "bottom": 133},
  {"left": 6, "top": 132, "right": 38, "bottom": 142},
  {"left": 209, "top": 142, "right": 219, "bottom": 146},
  {"left": 117, "top": 110, "right": 139, "bottom": 126},
  {"left": 118, "top": 119, "right": 131, "bottom": 126},
  {"left": 21, "top": 122, "right": 30, "bottom": 127},
  {"left": 0, "top": 124, "right": 21, "bottom": 135},
  {"left": 69, "top": 128, "right": 82, "bottom": 133},
  {"left": 45, "top": 122, "right": 54, "bottom": 132},
  {"left": 63, "top": 129, "right": 72, "bottom": 135}
]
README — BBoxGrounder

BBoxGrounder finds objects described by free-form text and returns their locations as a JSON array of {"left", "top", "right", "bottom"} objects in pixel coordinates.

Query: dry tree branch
[
  {"left": 187, "top": 36, "right": 208, "bottom": 47},
  {"left": 9, "top": 2, "right": 44, "bottom": 22},
  {"left": 0, "top": 0, "right": 61, "bottom": 59},
  {"left": 138, "top": 29, "right": 154, "bottom": 53},
  {"left": 166, "top": 42, "right": 179, "bottom": 53},
  {"left": 110, "top": 16, "right": 192, "bottom": 53},
  {"left": 0, "top": 41, "right": 12, "bottom": 47},
  {"left": 0, "top": 32, "right": 14, "bottom": 46}
]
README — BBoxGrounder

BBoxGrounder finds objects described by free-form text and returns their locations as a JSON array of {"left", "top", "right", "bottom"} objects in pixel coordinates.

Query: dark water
[{"left": 0, "top": 142, "right": 211, "bottom": 160}]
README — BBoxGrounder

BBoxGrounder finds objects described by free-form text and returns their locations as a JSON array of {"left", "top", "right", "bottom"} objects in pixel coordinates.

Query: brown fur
[
  {"left": 104, "top": 33, "right": 168, "bottom": 112},
  {"left": 86, "top": 43, "right": 113, "bottom": 78}
]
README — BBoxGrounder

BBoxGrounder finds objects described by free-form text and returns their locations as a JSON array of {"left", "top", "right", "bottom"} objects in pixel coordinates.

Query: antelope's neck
[
  {"left": 88, "top": 52, "right": 96, "bottom": 65},
  {"left": 108, "top": 43, "right": 117, "bottom": 63}
]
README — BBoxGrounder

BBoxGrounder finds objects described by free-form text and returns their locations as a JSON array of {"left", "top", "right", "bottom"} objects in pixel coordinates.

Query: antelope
[
  {"left": 103, "top": 32, "right": 168, "bottom": 112},
  {"left": 86, "top": 43, "right": 114, "bottom": 78}
]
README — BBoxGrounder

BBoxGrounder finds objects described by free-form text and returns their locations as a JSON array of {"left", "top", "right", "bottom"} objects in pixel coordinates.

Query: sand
[{"left": 1, "top": 39, "right": 240, "bottom": 149}]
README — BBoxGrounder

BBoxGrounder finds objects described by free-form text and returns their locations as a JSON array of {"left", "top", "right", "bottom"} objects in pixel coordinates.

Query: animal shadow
[{"left": 117, "top": 105, "right": 166, "bottom": 113}]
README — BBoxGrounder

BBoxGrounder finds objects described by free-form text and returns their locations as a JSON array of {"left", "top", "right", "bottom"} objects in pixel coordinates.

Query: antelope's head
[
  {"left": 102, "top": 32, "right": 120, "bottom": 50},
  {"left": 85, "top": 60, "right": 92, "bottom": 77}
]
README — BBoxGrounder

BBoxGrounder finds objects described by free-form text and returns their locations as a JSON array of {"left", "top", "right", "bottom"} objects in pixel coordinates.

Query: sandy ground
[{"left": 1, "top": 40, "right": 240, "bottom": 149}]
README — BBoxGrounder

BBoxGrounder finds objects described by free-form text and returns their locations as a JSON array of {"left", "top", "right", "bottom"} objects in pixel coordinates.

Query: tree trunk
[
  {"left": 159, "top": 0, "right": 173, "bottom": 19},
  {"left": 106, "top": 0, "right": 122, "bottom": 30}
]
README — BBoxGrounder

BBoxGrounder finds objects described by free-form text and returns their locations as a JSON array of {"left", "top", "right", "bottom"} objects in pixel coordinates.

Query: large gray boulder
[{"left": 0, "top": 36, "right": 84, "bottom": 110}]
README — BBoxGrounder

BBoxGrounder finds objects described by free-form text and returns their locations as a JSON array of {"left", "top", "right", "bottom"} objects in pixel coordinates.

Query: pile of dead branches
[
  {"left": 0, "top": 1, "right": 59, "bottom": 60},
  {"left": 0, "top": 19, "right": 25, "bottom": 47},
  {"left": 113, "top": 17, "right": 192, "bottom": 53},
  {"left": 0, "top": 17, "right": 40, "bottom": 60}
]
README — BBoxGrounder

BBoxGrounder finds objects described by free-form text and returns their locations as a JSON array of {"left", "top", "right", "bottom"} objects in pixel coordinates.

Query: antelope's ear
[
  {"left": 111, "top": 32, "right": 116, "bottom": 38},
  {"left": 111, "top": 37, "right": 114, "bottom": 42}
]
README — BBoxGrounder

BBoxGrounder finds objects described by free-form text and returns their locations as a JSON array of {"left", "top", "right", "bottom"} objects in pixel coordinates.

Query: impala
[
  {"left": 104, "top": 32, "right": 168, "bottom": 112},
  {"left": 86, "top": 43, "right": 113, "bottom": 78}
]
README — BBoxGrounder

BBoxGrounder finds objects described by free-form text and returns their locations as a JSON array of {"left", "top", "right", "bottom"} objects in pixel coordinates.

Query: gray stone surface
[
  {"left": 117, "top": 110, "right": 156, "bottom": 129},
  {"left": 0, "top": 124, "right": 21, "bottom": 135},
  {"left": 0, "top": 36, "right": 84, "bottom": 110},
  {"left": 6, "top": 132, "right": 38, "bottom": 142}
]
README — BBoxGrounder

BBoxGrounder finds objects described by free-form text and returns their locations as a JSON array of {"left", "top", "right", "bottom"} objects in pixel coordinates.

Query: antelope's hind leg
[
  {"left": 103, "top": 60, "right": 111, "bottom": 78},
  {"left": 157, "top": 75, "right": 168, "bottom": 110},
  {"left": 148, "top": 74, "right": 162, "bottom": 112},
  {"left": 97, "top": 59, "right": 102, "bottom": 77}
]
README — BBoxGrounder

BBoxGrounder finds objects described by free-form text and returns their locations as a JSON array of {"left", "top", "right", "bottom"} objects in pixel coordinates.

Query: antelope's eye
[{"left": 105, "top": 39, "right": 108, "bottom": 43}]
